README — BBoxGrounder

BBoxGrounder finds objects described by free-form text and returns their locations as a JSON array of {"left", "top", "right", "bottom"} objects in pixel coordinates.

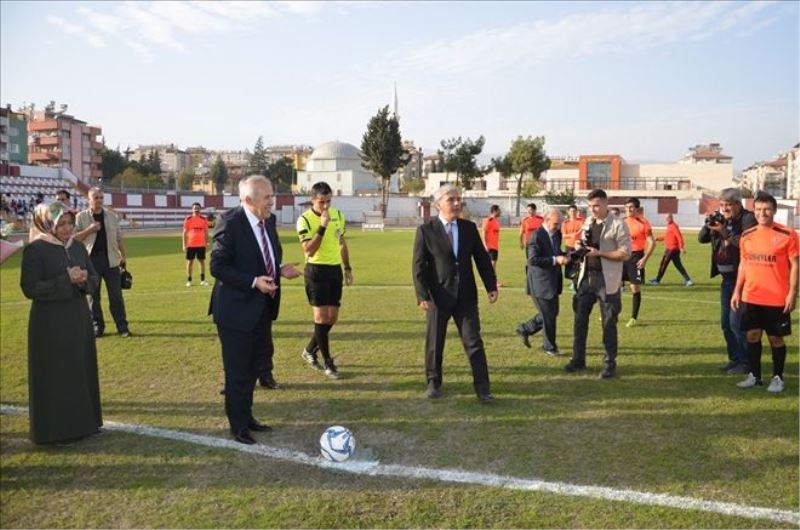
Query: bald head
[{"left": 544, "top": 209, "right": 563, "bottom": 232}]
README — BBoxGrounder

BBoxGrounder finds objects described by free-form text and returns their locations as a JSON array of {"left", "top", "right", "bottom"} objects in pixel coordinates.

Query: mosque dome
[{"left": 309, "top": 141, "right": 361, "bottom": 161}]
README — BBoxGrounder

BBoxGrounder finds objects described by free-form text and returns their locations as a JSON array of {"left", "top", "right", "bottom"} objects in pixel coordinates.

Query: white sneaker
[
  {"left": 185, "top": 281, "right": 192, "bottom": 287},
  {"left": 200, "top": 280, "right": 209, "bottom": 286},
  {"left": 684, "top": 279, "right": 694, "bottom": 287},
  {"left": 767, "top": 375, "right": 785, "bottom": 393},
  {"left": 736, "top": 373, "right": 762, "bottom": 388}
]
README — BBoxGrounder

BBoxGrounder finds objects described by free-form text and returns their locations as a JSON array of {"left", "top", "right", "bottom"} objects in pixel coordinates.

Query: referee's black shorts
[
  {"left": 740, "top": 302, "right": 792, "bottom": 336},
  {"left": 622, "top": 250, "right": 645, "bottom": 285},
  {"left": 304, "top": 264, "right": 343, "bottom": 307}
]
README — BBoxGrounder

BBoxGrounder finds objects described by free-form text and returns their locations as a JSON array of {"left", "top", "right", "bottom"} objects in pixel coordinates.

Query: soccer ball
[{"left": 319, "top": 425, "right": 356, "bottom": 462}]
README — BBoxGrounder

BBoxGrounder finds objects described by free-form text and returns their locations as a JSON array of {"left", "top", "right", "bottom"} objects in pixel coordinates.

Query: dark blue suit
[
  {"left": 520, "top": 226, "right": 564, "bottom": 353},
  {"left": 209, "top": 207, "right": 281, "bottom": 435}
]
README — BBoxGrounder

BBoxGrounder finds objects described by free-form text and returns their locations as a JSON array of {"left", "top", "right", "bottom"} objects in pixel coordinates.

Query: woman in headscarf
[{"left": 20, "top": 202, "right": 102, "bottom": 444}]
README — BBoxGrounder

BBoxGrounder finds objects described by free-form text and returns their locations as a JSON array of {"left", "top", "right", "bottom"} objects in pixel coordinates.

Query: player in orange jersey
[
  {"left": 731, "top": 192, "right": 798, "bottom": 393},
  {"left": 183, "top": 202, "right": 209, "bottom": 287},
  {"left": 482, "top": 204, "right": 502, "bottom": 285},
  {"left": 519, "top": 203, "right": 544, "bottom": 251},
  {"left": 622, "top": 198, "right": 655, "bottom": 327}
]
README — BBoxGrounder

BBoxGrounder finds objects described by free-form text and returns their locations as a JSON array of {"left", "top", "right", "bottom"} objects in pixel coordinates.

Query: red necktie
[{"left": 257, "top": 220, "right": 276, "bottom": 297}]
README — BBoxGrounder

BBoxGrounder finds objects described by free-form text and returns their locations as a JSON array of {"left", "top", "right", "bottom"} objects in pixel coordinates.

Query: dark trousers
[
  {"left": 520, "top": 296, "right": 559, "bottom": 351},
  {"left": 89, "top": 251, "right": 129, "bottom": 333},
  {"left": 425, "top": 302, "right": 490, "bottom": 395},
  {"left": 720, "top": 275, "right": 747, "bottom": 364},
  {"left": 572, "top": 270, "right": 621, "bottom": 368},
  {"left": 655, "top": 249, "right": 690, "bottom": 282},
  {"left": 218, "top": 311, "right": 272, "bottom": 434}
]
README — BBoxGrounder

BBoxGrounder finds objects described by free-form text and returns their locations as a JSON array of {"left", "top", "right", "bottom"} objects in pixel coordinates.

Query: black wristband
[{"left": 317, "top": 226, "right": 327, "bottom": 236}]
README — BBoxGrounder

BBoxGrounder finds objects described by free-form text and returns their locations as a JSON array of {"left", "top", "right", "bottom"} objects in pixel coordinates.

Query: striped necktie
[{"left": 257, "top": 220, "right": 276, "bottom": 296}]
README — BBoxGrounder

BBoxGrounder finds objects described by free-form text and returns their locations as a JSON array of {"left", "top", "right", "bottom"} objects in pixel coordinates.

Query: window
[
  {"left": 8, "top": 127, "right": 18, "bottom": 136},
  {"left": 10, "top": 144, "right": 19, "bottom": 154},
  {"left": 587, "top": 162, "right": 611, "bottom": 189}
]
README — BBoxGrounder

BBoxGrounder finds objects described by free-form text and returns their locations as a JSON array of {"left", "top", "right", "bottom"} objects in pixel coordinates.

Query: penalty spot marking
[{"left": 1, "top": 405, "right": 797, "bottom": 525}]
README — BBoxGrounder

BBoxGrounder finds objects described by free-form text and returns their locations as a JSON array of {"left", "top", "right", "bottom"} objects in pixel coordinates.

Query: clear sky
[{"left": 1, "top": 1, "right": 797, "bottom": 170}]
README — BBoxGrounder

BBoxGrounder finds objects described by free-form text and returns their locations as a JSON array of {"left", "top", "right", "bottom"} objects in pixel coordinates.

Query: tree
[
  {"left": 145, "top": 150, "right": 163, "bottom": 177},
  {"left": 249, "top": 136, "right": 268, "bottom": 176},
  {"left": 110, "top": 167, "right": 148, "bottom": 189},
  {"left": 508, "top": 135, "right": 551, "bottom": 216},
  {"left": 100, "top": 146, "right": 127, "bottom": 182},
  {"left": 541, "top": 187, "right": 576, "bottom": 205},
  {"left": 438, "top": 135, "right": 485, "bottom": 190},
  {"left": 177, "top": 167, "right": 196, "bottom": 191},
  {"left": 360, "top": 105, "right": 410, "bottom": 218},
  {"left": 210, "top": 156, "right": 228, "bottom": 194},
  {"left": 265, "top": 156, "right": 295, "bottom": 193}
]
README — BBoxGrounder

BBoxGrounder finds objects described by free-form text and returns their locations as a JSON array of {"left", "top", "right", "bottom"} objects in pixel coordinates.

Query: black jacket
[
  {"left": 698, "top": 208, "right": 756, "bottom": 278},
  {"left": 209, "top": 207, "right": 282, "bottom": 330},
  {"left": 527, "top": 226, "right": 564, "bottom": 299},
  {"left": 412, "top": 218, "right": 496, "bottom": 310}
]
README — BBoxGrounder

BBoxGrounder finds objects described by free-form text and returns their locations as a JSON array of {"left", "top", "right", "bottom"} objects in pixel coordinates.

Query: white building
[
  {"left": 740, "top": 156, "right": 788, "bottom": 198},
  {"left": 783, "top": 144, "right": 799, "bottom": 200},
  {"left": 296, "top": 141, "right": 390, "bottom": 196}
]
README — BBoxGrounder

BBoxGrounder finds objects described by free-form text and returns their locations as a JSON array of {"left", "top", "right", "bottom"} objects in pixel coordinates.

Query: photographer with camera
[
  {"left": 698, "top": 188, "right": 756, "bottom": 375},
  {"left": 565, "top": 189, "right": 631, "bottom": 379}
]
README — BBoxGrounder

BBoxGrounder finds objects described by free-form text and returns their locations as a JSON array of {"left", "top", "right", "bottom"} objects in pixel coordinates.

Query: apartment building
[
  {"left": 22, "top": 102, "right": 102, "bottom": 181},
  {"left": 0, "top": 105, "right": 28, "bottom": 164}
]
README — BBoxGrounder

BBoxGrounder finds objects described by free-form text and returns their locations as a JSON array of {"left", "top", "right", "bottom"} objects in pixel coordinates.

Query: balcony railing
[{"left": 544, "top": 177, "right": 694, "bottom": 192}]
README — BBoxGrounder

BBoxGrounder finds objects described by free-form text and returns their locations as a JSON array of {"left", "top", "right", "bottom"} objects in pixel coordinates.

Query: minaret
[{"left": 393, "top": 82, "right": 399, "bottom": 121}]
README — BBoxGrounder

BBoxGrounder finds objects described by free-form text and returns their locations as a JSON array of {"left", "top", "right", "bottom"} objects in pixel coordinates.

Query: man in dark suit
[
  {"left": 412, "top": 184, "right": 498, "bottom": 403},
  {"left": 516, "top": 210, "right": 570, "bottom": 356},
  {"left": 209, "top": 175, "right": 300, "bottom": 444}
]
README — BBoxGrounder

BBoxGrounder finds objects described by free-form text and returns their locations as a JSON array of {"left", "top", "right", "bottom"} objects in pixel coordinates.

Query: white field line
[{"left": 1, "top": 404, "right": 796, "bottom": 525}]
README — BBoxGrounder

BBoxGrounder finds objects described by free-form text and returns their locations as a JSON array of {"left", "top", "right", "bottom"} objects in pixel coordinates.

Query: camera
[
  {"left": 705, "top": 211, "right": 725, "bottom": 226},
  {"left": 567, "top": 226, "right": 597, "bottom": 263}
]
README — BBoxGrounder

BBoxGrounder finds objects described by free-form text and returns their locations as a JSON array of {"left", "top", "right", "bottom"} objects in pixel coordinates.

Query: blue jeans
[{"left": 720, "top": 275, "right": 747, "bottom": 364}]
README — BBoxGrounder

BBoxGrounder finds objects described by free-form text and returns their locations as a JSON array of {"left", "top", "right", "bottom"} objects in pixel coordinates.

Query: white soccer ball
[{"left": 319, "top": 425, "right": 356, "bottom": 462}]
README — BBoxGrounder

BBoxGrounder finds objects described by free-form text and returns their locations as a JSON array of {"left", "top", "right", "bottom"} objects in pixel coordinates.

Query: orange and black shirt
[
  {"left": 625, "top": 216, "right": 653, "bottom": 252},
  {"left": 739, "top": 223, "right": 799, "bottom": 307}
]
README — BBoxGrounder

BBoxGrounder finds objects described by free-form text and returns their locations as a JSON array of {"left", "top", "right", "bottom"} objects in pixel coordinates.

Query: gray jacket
[{"left": 576, "top": 215, "right": 631, "bottom": 294}]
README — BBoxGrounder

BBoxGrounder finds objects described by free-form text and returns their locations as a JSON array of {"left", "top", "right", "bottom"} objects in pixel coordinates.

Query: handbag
[{"left": 120, "top": 266, "right": 133, "bottom": 290}]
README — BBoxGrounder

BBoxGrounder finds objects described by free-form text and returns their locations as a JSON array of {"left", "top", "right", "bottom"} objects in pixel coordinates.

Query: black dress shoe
[
  {"left": 258, "top": 376, "right": 281, "bottom": 389},
  {"left": 234, "top": 429, "right": 256, "bottom": 445},
  {"left": 564, "top": 360, "right": 587, "bottom": 373},
  {"left": 600, "top": 367, "right": 616, "bottom": 379},
  {"left": 477, "top": 392, "right": 494, "bottom": 403},
  {"left": 515, "top": 326, "right": 531, "bottom": 348},
  {"left": 426, "top": 382, "right": 442, "bottom": 399},
  {"left": 248, "top": 419, "right": 272, "bottom": 432}
]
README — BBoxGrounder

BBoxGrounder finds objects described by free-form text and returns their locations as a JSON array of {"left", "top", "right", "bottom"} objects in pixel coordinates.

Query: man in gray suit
[{"left": 516, "top": 209, "right": 569, "bottom": 356}]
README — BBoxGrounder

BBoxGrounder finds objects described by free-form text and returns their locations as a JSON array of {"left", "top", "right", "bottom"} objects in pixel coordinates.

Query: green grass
[{"left": 1, "top": 228, "right": 798, "bottom": 528}]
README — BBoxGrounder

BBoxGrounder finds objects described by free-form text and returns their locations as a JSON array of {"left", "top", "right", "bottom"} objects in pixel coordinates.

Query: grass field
[{"left": 1, "top": 227, "right": 798, "bottom": 528}]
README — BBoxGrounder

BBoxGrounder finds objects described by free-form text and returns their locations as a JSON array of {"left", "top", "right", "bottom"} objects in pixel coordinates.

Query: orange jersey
[
  {"left": 657, "top": 222, "right": 684, "bottom": 250},
  {"left": 562, "top": 217, "right": 584, "bottom": 248},
  {"left": 183, "top": 214, "right": 209, "bottom": 248},
  {"left": 483, "top": 216, "right": 501, "bottom": 250},
  {"left": 625, "top": 216, "right": 653, "bottom": 252},
  {"left": 740, "top": 223, "right": 799, "bottom": 307},
  {"left": 520, "top": 215, "right": 544, "bottom": 244}
]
